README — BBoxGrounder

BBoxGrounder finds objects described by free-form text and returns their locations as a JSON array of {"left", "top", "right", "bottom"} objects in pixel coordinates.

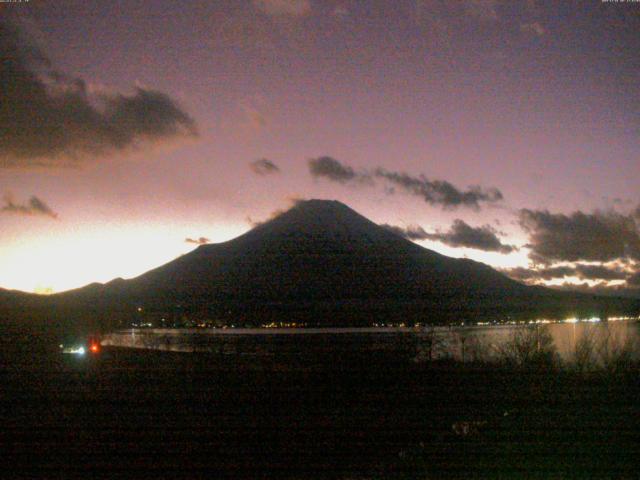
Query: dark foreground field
[{"left": 2, "top": 339, "right": 639, "bottom": 479}]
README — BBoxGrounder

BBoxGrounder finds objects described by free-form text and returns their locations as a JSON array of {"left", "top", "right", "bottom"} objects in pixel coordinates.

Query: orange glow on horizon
[
  {"left": 0, "top": 213, "right": 533, "bottom": 294},
  {"left": 0, "top": 222, "right": 246, "bottom": 294},
  {"left": 416, "top": 239, "right": 531, "bottom": 270}
]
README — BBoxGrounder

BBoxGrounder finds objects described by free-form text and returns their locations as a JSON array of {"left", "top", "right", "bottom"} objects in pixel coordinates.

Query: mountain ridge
[{"left": 1, "top": 199, "right": 638, "bottom": 329}]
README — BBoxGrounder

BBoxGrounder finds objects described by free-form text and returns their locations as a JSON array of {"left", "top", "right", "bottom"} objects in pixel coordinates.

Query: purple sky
[{"left": 1, "top": 0, "right": 639, "bottom": 294}]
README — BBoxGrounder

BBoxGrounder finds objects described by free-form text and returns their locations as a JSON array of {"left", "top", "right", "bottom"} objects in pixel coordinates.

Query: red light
[{"left": 90, "top": 344, "right": 99, "bottom": 353}]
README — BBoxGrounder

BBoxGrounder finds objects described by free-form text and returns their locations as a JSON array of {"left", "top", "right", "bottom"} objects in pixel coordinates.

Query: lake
[{"left": 102, "top": 318, "right": 640, "bottom": 363}]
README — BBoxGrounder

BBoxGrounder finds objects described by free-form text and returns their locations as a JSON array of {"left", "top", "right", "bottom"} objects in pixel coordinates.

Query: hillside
[{"left": 1, "top": 200, "right": 639, "bottom": 329}]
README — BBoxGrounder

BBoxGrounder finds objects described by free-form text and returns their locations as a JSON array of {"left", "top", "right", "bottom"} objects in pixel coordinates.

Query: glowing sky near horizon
[{"left": 1, "top": 1, "right": 639, "bottom": 294}]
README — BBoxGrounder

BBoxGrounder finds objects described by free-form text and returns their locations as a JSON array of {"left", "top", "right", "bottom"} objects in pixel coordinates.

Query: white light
[
  {"left": 62, "top": 345, "right": 86, "bottom": 355},
  {"left": 565, "top": 317, "right": 578, "bottom": 324}
]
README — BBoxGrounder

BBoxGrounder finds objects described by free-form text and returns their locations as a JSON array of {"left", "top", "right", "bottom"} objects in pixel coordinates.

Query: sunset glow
[{"left": 1, "top": 1, "right": 638, "bottom": 296}]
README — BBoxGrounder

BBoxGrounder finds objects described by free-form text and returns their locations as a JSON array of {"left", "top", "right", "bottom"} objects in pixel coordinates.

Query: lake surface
[{"left": 102, "top": 319, "right": 640, "bottom": 363}]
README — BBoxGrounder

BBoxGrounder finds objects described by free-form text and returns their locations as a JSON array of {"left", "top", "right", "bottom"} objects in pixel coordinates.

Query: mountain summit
[
  {"left": 126, "top": 199, "right": 517, "bottom": 305},
  {"left": 202, "top": 199, "right": 427, "bottom": 255},
  {"left": 47, "top": 199, "right": 635, "bottom": 327}
]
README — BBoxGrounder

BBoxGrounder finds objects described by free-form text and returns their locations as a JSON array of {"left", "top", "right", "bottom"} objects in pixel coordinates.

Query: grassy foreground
[{"left": 1, "top": 330, "right": 639, "bottom": 479}]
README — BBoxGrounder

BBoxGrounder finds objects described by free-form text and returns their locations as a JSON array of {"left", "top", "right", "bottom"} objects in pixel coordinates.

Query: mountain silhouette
[{"left": 2, "top": 200, "right": 638, "bottom": 329}]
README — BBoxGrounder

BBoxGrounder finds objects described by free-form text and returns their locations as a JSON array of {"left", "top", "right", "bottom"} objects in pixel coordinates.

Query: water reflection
[
  {"left": 102, "top": 320, "right": 640, "bottom": 364},
  {"left": 447, "top": 321, "right": 639, "bottom": 363}
]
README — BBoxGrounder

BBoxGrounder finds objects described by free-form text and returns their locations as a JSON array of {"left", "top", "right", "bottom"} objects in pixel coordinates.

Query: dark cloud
[
  {"left": 381, "top": 224, "right": 430, "bottom": 241},
  {"left": 250, "top": 158, "right": 280, "bottom": 175},
  {"left": 504, "top": 264, "right": 629, "bottom": 283},
  {"left": 627, "top": 271, "right": 640, "bottom": 287},
  {"left": 504, "top": 266, "right": 571, "bottom": 282},
  {"left": 383, "top": 220, "right": 515, "bottom": 253},
  {"left": 575, "top": 264, "right": 628, "bottom": 281},
  {"left": 308, "top": 156, "right": 503, "bottom": 210},
  {"left": 308, "top": 156, "right": 358, "bottom": 183},
  {"left": 519, "top": 209, "right": 640, "bottom": 264},
  {"left": 185, "top": 237, "right": 210, "bottom": 245},
  {"left": 428, "top": 220, "right": 516, "bottom": 253},
  {"left": 374, "top": 168, "right": 503, "bottom": 210},
  {"left": 550, "top": 282, "right": 640, "bottom": 299},
  {"left": 1, "top": 194, "right": 58, "bottom": 219},
  {"left": 0, "top": 18, "right": 197, "bottom": 169}
]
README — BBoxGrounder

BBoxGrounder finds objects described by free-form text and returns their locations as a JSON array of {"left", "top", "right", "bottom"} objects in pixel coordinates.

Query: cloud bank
[
  {"left": 384, "top": 220, "right": 515, "bottom": 253},
  {"left": 424, "top": 220, "right": 515, "bottom": 253},
  {"left": 0, "top": 18, "right": 197, "bottom": 169},
  {"left": 519, "top": 208, "right": 640, "bottom": 264},
  {"left": 308, "top": 156, "right": 503, "bottom": 210},
  {"left": 504, "top": 264, "right": 628, "bottom": 283},
  {"left": 308, "top": 156, "right": 358, "bottom": 184},
  {"left": 510, "top": 206, "right": 640, "bottom": 294},
  {"left": 374, "top": 168, "right": 503, "bottom": 210}
]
